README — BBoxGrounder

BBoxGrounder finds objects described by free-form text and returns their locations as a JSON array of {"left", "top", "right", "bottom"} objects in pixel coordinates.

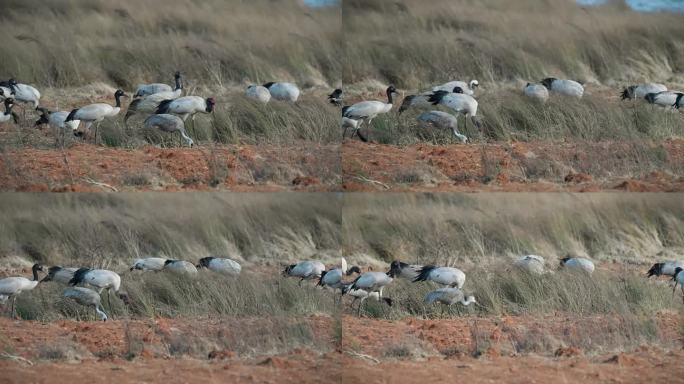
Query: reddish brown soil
[
  {"left": 1, "top": 312, "right": 681, "bottom": 383},
  {"left": 342, "top": 139, "right": 684, "bottom": 191},
  {"left": 0, "top": 143, "right": 340, "bottom": 192}
]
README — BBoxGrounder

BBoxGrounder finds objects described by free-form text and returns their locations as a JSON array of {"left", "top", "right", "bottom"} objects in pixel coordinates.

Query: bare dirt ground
[
  {"left": 0, "top": 143, "right": 340, "bottom": 192},
  {"left": 342, "top": 139, "right": 684, "bottom": 192},
  {"left": 1, "top": 312, "right": 681, "bottom": 383}
]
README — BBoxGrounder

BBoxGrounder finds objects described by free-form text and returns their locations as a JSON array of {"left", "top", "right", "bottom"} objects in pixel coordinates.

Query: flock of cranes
[
  {"left": 3, "top": 254, "right": 682, "bottom": 320},
  {"left": 1, "top": 72, "right": 682, "bottom": 147}
]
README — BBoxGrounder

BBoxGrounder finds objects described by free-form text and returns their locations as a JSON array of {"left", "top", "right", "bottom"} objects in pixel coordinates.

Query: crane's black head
[
  {"left": 8, "top": 79, "right": 17, "bottom": 86},
  {"left": 673, "top": 93, "right": 684, "bottom": 109},
  {"left": 674, "top": 267, "right": 683, "bottom": 280},
  {"left": 559, "top": 256, "right": 571, "bottom": 266},
  {"left": 164, "top": 259, "right": 179, "bottom": 266},
  {"left": 196, "top": 257, "right": 215, "bottom": 269},
  {"left": 35, "top": 113, "right": 49, "bottom": 127},
  {"left": 174, "top": 71, "right": 182, "bottom": 79},
  {"left": 283, "top": 264, "right": 296, "bottom": 275},
  {"left": 329, "top": 88, "right": 342, "bottom": 98},
  {"left": 65, "top": 108, "right": 78, "bottom": 123},
  {"left": 540, "top": 78, "right": 556, "bottom": 89},
  {"left": 263, "top": 82, "right": 275, "bottom": 89},
  {"left": 346, "top": 266, "right": 361, "bottom": 275},
  {"left": 452, "top": 86, "right": 464, "bottom": 94},
  {"left": 3, "top": 98, "right": 13, "bottom": 109},
  {"left": 206, "top": 97, "right": 216, "bottom": 112},
  {"left": 621, "top": 86, "right": 636, "bottom": 100},
  {"left": 646, "top": 263, "right": 663, "bottom": 278},
  {"left": 387, "top": 85, "right": 397, "bottom": 94},
  {"left": 114, "top": 89, "right": 126, "bottom": 98}
]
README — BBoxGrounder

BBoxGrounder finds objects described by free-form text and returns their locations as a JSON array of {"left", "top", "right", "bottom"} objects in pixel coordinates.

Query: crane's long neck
[
  {"left": 386, "top": 89, "right": 394, "bottom": 105},
  {"left": 114, "top": 93, "right": 122, "bottom": 108},
  {"left": 175, "top": 76, "right": 183, "bottom": 91},
  {"left": 32, "top": 266, "right": 40, "bottom": 281},
  {"left": 4, "top": 103, "right": 12, "bottom": 115}
]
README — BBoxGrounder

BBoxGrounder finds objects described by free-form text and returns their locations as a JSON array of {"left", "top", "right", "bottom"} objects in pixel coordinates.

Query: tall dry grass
[
  {"left": 0, "top": 193, "right": 342, "bottom": 269},
  {"left": 341, "top": 193, "right": 684, "bottom": 267},
  {"left": 0, "top": 0, "right": 341, "bottom": 88},
  {"left": 342, "top": 0, "right": 684, "bottom": 87}
]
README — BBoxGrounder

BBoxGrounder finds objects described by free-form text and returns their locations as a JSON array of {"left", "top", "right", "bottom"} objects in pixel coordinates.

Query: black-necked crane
[
  {"left": 0, "top": 98, "right": 18, "bottom": 124},
  {"left": 646, "top": 260, "right": 684, "bottom": 278},
  {"left": 523, "top": 83, "right": 549, "bottom": 102},
  {"left": 143, "top": 114, "right": 194, "bottom": 147},
  {"left": 432, "top": 80, "right": 479, "bottom": 96},
  {"left": 0, "top": 264, "right": 43, "bottom": 318},
  {"left": 342, "top": 85, "right": 398, "bottom": 139},
  {"left": 41, "top": 266, "right": 78, "bottom": 285},
  {"left": 318, "top": 257, "right": 361, "bottom": 290},
  {"left": 416, "top": 110, "right": 469, "bottom": 143},
  {"left": 69, "top": 268, "right": 125, "bottom": 309},
  {"left": 388, "top": 260, "right": 422, "bottom": 280},
  {"left": 130, "top": 257, "right": 168, "bottom": 272},
  {"left": 262, "top": 82, "right": 300, "bottom": 102},
  {"left": 66, "top": 89, "right": 127, "bottom": 144},
  {"left": 540, "top": 78, "right": 584, "bottom": 98},
  {"left": 196, "top": 256, "right": 242, "bottom": 276},
  {"left": 427, "top": 89, "right": 482, "bottom": 132},
  {"left": 283, "top": 260, "right": 326, "bottom": 285},
  {"left": 399, "top": 86, "right": 465, "bottom": 115},
  {"left": 671, "top": 267, "right": 684, "bottom": 303},
  {"left": 645, "top": 91, "right": 682, "bottom": 108},
  {"left": 328, "top": 89, "right": 343, "bottom": 106},
  {"left": 163, "top": 260, "right": 199, "bottom": 275},
  {"left": 245, "top": 85, "right": 271, "bottom": 103},
  {"left": 343, "top": 271, "right": 394, "bottom": 315},
  {"left": 621, "top": 83, "right": 667, "bottom": 100},
  {"left": 155, "top": 96, "right": 215, "bottom": 138},
  {"left": 513, "top": 255, "right": 545, "bottom": 275},
  {"left": 4, "top": 79, "right": 41, "bottom": 109},
  {"left": 559, "top": 256, "right": 595, "bottom": 274},
  {"left": 63, "top": 287, "right": 108, "bottom": 321},
  {"left": 134, "top": 71, "right": 182, "bottom": 98},
  {"left": 413, "top": 265, "right": 466, "bottom": 288},
  {"left": 424, "top": 287, "right": 476, "bottom": 316},
  {"left": 35, "top": 108, "right": 80, "bottom": 146}
]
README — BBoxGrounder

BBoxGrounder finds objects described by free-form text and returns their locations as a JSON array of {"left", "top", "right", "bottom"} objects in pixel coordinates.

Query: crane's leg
[{"left": 11, "top": 296, "right": 17, "bottom": 319}]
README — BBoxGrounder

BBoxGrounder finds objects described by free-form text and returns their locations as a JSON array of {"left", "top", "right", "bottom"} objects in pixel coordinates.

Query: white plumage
[
  {"left": 134, "top": 71, "right": 182, "bottom": 98},
  {"left": 163, "top": 260, "right": 199, "bottom": 275},
  {"left": 427, "top": 91, "right": 482, "bottom": 131},
  {"left": 621, "top": 83, "right": 668, "bottom": 100},
  {"left": 424, "top": 287, "right": 476, "bottom": 309},
  {"left": 318, "top": 258, "right": 360, "bottom": 290},
  {"left": 6, "top": 80, "right": 41, "bottom": 108},
  {"left": 245, "top": 85, "right": 271, "bottom": 103},
  {"left": 196, "top": 256, "right": 242, "bottom": 276},
  {"left": 346, "top": 271, "right": 393, "bottom": 298},
  {"left": 523, "top": 83, "right": 549, "bottom": 102},
  {"left": 263, "top": 82, "right": 300, "bottom": 102},
  {"left": 0, "top": 98, "right": 17, "bottom": 124},
  {"left": 513, "top": 255, "right": 545, "bottom": 275},
  {"left": 559, "top": 257, "right": 595, "bottom": 274},
  {"left": 540, "top": 78, "right": 584, "bottom": 98},
  {"left": 342, "top": 86, "right": 398, "bottom": 139},
  {"left": 0, "top": 264, "right": 43, "bottom": 317},
  {"left": 155, "top": 96, "right": 215, "bottom": 121},
  {"left": 283, "top": 260, "right": 326, "bottom": 284},
  {"left": 645, "top": 91, "right": 682, "bottom": 108},
  {"left": 416, "top": 110, "right": 468, "bottom": 143},
  {"left": 35, "top": 109, "right": 80, "bottom": 132},
  {"left": 63, "top": 287, "right": 108, "bottom": 321},
  {"left": 130, "top": 257, "right": 168, "bottom": 272},
  {"left": 66, "top": 89, "right": 126, "bottom": 142},
  {"left": 41, "top": 266, "right": 78, "bottom": 285},
  {"left": 70, "top": 268, "right": 122, "bottom": 294},
  {"left": 399, "top": 88, "right": 457, "bottom": 114},
  {"left": 646, "top": 260, "right": 684, "bottom": 278},
  {"left": 432, "top": 80, "right": 479, "bottom": 96},
  {"left": 144, "top": 114, "right": 194, "bottom": 147},
  {"left": 413, "top": 265, "right": 466, "bottom": 289}
]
